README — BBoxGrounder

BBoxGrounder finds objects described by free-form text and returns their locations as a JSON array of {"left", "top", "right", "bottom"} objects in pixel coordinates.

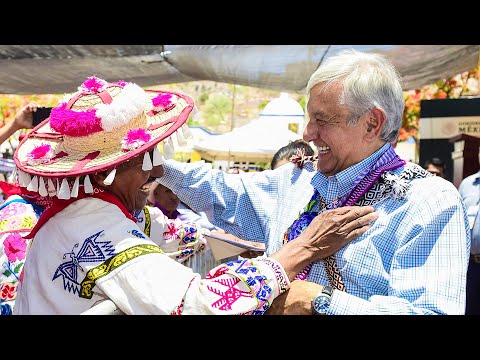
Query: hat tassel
[
  {"left": 175, "top": 128, "right": 187, "bottom": 146},
  {"left": 163, "top": 137, "right": 175, "bottom": 160},
  {"left": 47, "top": 178, "right": 56, "bottom": 197},
  {"left": 104, "top": 168, "right": 117, "bottom": 185},
  {"left": 142, "top": 152, "right": 153, "bottom": 171},
  {"left": 8, "top": 167, "right": 17, "bottom": 184},
  {"left": 153, "top": 147, "right": 164, "bottom": 166},
  {"left": 27, "top": 176, "right": 39, "bottom": 192},
  {"left": 58, "top": 178, "right": 71, "bottom": 200},
  {"left": 18, "top": 170, "right": 31, "bottom": 188},
  {"left": 38, "top": 177, "right": 48, "bottom": 197},
  {"left": 71, "top": 176, "right": 80, "bottom": 198},
  {"left": 191, "top": 105, "right": 201, "bottom": 123},
  {"left": 84, "top": 175, "right": 94, "bottom": 194},
  {"left": 181, "top": 123, "right": 193, "bottom": 140}
]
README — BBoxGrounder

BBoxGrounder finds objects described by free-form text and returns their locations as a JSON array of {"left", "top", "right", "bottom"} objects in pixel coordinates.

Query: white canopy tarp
[
  {"left": 0, "top": 45, "right": 478, "bottom": 94},
  {"left": 193, "top": 119, "right": 301, "bottom": 163}
]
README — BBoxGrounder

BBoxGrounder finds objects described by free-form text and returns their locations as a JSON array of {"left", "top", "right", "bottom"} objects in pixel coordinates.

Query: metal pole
[{"left": 230, "top": 84, "right": 236, "bottom": 131}]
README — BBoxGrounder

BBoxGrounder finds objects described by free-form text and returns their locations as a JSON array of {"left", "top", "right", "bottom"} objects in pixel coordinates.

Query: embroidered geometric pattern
[
  {"left": 143, "top": 206, "right": 151, "bottom": 237},
  {"left": 205, "top": 258, "right": 272, "bottom": 315},
  {"left": 176, "top": 223, "right": 200, "bottom": 261},
  {"left": 52, "top": 230, "right": 116, "bottom": 296},
  {"left": 260, "top": 258, "right": 289, "bottom": 295},
  {"left": 79, "top": 243, "right": 164, "bottom": 299}
]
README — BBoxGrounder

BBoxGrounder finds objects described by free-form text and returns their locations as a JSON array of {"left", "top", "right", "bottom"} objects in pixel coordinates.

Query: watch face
[{"left": 312, "top": 295, "right": 330, "bottom": 314}]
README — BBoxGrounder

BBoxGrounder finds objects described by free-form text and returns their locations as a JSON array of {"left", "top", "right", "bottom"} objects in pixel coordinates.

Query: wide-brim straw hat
[{"left": 13, "top": 76, "right": 195, "bottom": 200}]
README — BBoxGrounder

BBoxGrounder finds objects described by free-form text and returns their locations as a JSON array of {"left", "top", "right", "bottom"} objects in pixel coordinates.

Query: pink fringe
[
  {"left": 79, "top": 76, "right": 108, "bottom": 94},
  {"left": 50, "top": 103, "right": 103, "bottom": 136},
  {"left": 27, "top": 144, "right": 51, "bottom": 160},
  {"left": 152, "top": 93, "right": 172, "bottom": 110}
]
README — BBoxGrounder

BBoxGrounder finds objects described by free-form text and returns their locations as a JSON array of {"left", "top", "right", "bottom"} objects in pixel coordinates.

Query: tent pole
[{"left": 230, "top": 84, "right": 236, "bottom": 131}]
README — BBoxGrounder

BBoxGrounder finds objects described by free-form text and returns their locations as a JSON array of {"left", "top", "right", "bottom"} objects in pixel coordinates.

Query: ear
[
  {"left": 364, "top": 107, "right": 386, "bottom": 141},
  {"left": 90, "top": 171, "right": 108, "bottom": 189}
]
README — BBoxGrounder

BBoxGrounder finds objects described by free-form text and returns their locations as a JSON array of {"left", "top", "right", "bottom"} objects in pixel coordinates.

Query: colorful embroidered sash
[{"left": 283, "top": 145, "right": 406, "bottom": 291}]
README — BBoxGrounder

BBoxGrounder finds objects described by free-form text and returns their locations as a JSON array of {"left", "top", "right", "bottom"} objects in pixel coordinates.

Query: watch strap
[{"left": 322, "top": 285, "right": 333, "bottom": 297}]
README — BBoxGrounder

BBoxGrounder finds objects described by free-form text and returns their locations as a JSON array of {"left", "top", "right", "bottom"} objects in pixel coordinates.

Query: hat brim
[{"left": 14, "top": 89, "right": 194, "bottom": 178}]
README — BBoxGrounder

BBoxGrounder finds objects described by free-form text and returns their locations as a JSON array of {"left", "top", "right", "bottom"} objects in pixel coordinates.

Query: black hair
[
  {"left": 424, "top": 157, "right": 445, "bottom": 170},
  {"left": 271, "top": 139, "right": 314, "bottom": 169}
]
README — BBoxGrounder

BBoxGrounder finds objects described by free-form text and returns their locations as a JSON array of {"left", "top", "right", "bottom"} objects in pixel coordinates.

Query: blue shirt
[
  {"left": 159, "top": 143, "right": 470, "bottom": 314},
  {"left": 459, "top": 171, "right": 480, "bottom": 254},
  {"left": 458, "top": 171, "right": 480, "bottom": 209}
]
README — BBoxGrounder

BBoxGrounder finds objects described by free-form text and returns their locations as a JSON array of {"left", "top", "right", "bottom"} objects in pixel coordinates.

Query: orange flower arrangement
[{"left": 401, "top": 67, "right": 480, "bottom": 142}]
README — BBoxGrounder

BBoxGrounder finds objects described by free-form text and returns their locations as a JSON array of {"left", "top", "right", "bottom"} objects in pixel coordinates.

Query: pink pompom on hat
[{"left": 13, "top": 76, "right": 195, "bottom": 200}]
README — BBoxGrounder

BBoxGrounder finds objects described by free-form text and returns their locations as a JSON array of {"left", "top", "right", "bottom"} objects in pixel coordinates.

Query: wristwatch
[{"left": 311, "top": 285, "right": 333, "bottom": 315}]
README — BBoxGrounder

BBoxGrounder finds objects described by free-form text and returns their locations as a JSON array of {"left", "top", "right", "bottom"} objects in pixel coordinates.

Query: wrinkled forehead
[{"left": 307, "top": 82, "right": 344, "bottom": 113}]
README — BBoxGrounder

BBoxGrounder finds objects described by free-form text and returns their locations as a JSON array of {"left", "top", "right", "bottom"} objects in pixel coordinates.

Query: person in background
[
  {"left": 0, "top": 102, "right": 38, "bottom": 146},
  {"left": 271, "top": 139, "right": 315, "bottom": 170},
  {"left": 458, "top": 148, "right": 480, "bottom": 315},
  {"left": 227, "top": 167, "right": 244, "bottom": 174},
  {"left": 156, "top": 49, "right": 470, "bottom": 315},
  {"left": 0, "top": 102, "right": 52, "bottom": 315},
  {"left": 148, "top": 181, "right": 180, "bottom": 219},
  {"left": 423, "top": 157, "right": 446, "bottom": 178},
  {"left": 12, "top": 76, "right": 376, "bottom": 315}
]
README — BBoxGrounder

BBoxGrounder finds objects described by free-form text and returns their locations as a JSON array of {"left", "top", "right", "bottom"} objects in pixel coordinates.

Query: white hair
[{"left": 306, "top": 49, "right": 404, "bottom": 143}]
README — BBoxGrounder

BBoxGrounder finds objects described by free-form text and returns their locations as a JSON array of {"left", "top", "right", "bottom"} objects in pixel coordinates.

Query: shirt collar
[
  {"left": 313, "top": 142, "right": 392, "bottom": 196},
  {"left": 473, "top": 172, "right": 480, "bottom": 185}
]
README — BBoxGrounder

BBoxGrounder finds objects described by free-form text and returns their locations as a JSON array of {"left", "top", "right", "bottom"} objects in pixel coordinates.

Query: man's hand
[
  {"left": 296, "top": 205, "right": 378, "bottom": 261},
  {"left": 266, "top": 280, "right": 322, "bottom": 315},
  {"left": 270, "top": 205, "right": 378, "bottom": 281}
]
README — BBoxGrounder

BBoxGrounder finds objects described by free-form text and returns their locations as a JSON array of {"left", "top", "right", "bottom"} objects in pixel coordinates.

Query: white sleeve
[{"left": 95, "top": 248, "right": 289, "bottom": 315}]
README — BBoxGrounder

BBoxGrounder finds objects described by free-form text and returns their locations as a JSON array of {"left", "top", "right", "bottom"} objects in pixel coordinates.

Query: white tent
[
  {"left": 193, "top": 93, "right": 305, "bottom": 163},
  {"left": 259, "top": 92, "right": 305, "bottom": 135},
  {"left": 193, "top": 119, "right": 301, "bottom": 163},
  {"left": 174, "top": 126, "right": 218, "bottom": 154}
]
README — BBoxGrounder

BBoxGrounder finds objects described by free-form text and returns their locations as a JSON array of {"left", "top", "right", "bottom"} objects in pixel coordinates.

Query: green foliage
[
  {"left": 202, "top": 94, "right": 233, "bottom": 127},
  {"left": 199, "top": 92, "right": 209, "bottom": 105},
  {"left": 288, "top": 123, "right": 299, "bottom": 134},
  {"left": 187, "top": 115, "right": 201, "bottom": 127},
  {"left": 174, "top": 152, "right": 192, "bottom": 162},
  {"left": 297, "top": 96, "right": 306, "bottom": 110},
  {"left": 258, "top": 100, "right": 269, "bottom": 111}
]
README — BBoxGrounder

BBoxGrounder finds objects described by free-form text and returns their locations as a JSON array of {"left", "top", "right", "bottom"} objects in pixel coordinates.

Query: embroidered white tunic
[{"left": 13, "top": 198, "right": 289, "bottom": 315}]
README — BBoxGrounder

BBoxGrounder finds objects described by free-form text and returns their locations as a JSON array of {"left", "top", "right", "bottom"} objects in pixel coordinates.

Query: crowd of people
[{"left": 0, "top": 49, "right": 476, "bottom": 315}]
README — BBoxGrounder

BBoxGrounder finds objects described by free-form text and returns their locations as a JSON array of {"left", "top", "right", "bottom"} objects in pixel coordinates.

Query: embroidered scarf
[{"left": 283, "top": 145, "right": 406, "bottom": 291}]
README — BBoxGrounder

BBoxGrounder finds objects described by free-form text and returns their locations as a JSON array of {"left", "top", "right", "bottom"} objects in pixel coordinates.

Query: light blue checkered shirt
[{"left": 159, "top": 143, "right": 470, "bottom": 314}]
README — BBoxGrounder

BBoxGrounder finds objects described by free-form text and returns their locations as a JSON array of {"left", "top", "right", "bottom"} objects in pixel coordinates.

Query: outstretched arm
[{"left": 0, "top": 102, "right": 38, "bottom": 146}]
